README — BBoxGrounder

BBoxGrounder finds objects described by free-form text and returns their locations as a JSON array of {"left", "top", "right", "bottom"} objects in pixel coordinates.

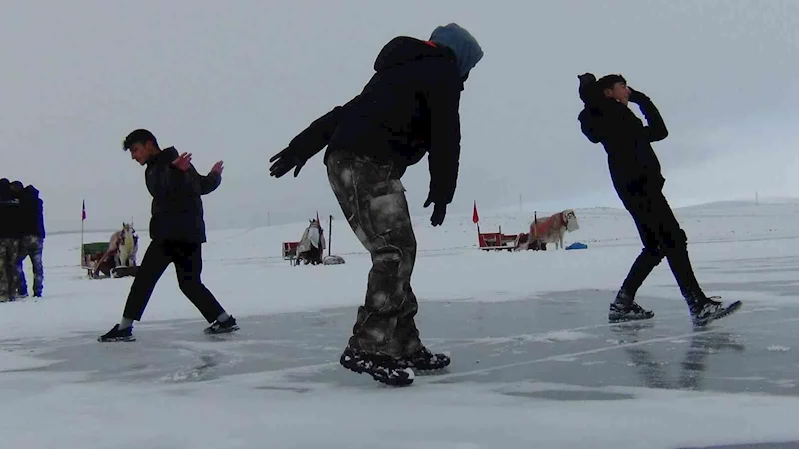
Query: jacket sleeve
[
  {"left": 425, "top": 73, "right": 462, "bottom": 205},
  {"left": 578, "top": 108, "right": 603, "bottom": 143},
  {"left": 633, "top": 95, "right": 668, "bottom": 142},
  {"left": 288, "top": 97, "right": 356, "bottom": 160},
  {"left": 197, "top": 169, "right": 221, "bottom": 195},
  {"left": 148, "top": 162, "right": 204, "bottom": 199}
]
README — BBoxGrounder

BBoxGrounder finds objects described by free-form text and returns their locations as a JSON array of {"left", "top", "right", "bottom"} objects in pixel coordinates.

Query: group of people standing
[
  {"left": 95, "top": 22, "right": 741, "bottom": 387},
  {"left": 0, "top": 178, "right": 45, "bottom": 302}
]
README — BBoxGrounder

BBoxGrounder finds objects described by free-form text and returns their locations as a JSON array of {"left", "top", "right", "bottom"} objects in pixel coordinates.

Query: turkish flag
[{"left": 472, "top": 201, "right": 479, "bottom": 224}]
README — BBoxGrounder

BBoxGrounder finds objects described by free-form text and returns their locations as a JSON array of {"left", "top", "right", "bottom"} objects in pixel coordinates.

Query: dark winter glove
[
  {"left": 269, "top": 146, "right": 307, "bottom": 178},
  {"left": 627, "top": 87, "right": 650, "bottom": 104},
  {"left": 423, "top": 196, "right": 447, "bottom": 227}
]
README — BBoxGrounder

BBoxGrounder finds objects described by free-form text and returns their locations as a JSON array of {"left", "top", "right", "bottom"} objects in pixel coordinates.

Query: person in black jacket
[
  {"left": 16, "top": 184, "right": 45, "bottom": 298},
  {"left": 99, "top": 129, "right": 238, "bottom": 342},
  {"left": 0, "top": 178, "right": 22, "bottom": 302},
  {"left": 577, "top": 73, "right": 741, "bottom": 327},
  {"left": 269, "top": 23, "right": 483, "bottom": 386}
]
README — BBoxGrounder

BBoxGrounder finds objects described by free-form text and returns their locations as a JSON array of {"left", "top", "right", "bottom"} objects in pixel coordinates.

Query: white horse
[
  {"left": 111, "top": 223, "right": 138, "bottom": 267},
  {"left": 296, "top": 219, "right": 326, "bottom": 265}
]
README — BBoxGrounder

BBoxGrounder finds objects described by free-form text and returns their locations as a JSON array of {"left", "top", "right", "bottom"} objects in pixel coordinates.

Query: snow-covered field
[{"left": 3, "top": 200, "right": 799, "bottom": 448}]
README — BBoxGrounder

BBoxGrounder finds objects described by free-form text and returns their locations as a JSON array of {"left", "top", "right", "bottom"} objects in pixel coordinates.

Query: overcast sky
[{"left": 3, "top": 0, "right": 798, "bottom": 233}]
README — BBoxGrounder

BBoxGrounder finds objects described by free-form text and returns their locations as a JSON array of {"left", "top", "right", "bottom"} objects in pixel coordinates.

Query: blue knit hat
[{"left": 430, "top": 23, "right": 483, "bottom": 77}]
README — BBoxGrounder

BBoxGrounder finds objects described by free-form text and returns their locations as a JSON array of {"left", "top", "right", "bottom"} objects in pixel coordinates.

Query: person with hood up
[
  {"left": 576, "top": 73, "right": 741, "bottom": 327},
  {"left": 16, "top": 184, "right": 45, "bottom": 298},
  {"left": 268, "top": 23, "right": 483, "bottom": 386},
  {"left": 0, "top": 179, "right": 23, "bottom": 302}
]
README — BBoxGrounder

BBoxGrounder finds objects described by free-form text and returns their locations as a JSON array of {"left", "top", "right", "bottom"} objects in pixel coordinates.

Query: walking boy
[
  {"left": 269, "top": 23, "right": 483, "bottom": 385},
  {"left": 577, "top": 73, "right": 741, "bottom": 327},
  {"left": 99, "top": 129, "right": 238, "bottom": 342}
]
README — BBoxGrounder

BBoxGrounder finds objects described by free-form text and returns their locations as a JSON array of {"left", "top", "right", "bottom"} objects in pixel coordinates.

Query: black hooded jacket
[
  {"left": 578, "top": 88, "right": 669, "bottom": 195},
  {"left": 0, "top": 179, "right": 23, "bottom": 239},
  {"left": 20, "top": 185, "right": 45, "bottom": 238},
  {"left": 144, "top": 146, "right": 221, "bottom": 243},
  {"left": 284, "top": 36, "right": 465, "bottom": 205}
]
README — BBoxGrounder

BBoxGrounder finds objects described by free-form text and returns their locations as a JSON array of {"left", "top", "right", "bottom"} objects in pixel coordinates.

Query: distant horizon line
[{"left": 48, "top": 196, "right": 799, "bottom": 236}]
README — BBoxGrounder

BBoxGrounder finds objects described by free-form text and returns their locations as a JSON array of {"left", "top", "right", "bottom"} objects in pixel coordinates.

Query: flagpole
[{"left": 80, "top": 199, "right": 85, "bottom": 266}]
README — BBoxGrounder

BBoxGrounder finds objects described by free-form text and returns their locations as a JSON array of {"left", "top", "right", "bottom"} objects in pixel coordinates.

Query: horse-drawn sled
[
  {"left": 477, "top": 210, "right": 580, "bottom": 252},
  {"left": 81, "top": 223, "right": 139, "bottom": 279}
]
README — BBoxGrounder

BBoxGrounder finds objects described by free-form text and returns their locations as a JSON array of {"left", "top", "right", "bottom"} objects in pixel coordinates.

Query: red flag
[
  {"left": 472, "top": 201, "right": 479, "bottom": 224},
  {"left": 82, "top": 200, "right": 86, "bottom": 221}
]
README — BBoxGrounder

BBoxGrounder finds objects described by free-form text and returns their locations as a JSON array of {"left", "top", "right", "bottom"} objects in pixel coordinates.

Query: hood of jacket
[
  {"left": 429, "top": 23, "right": 483, "bottom": 77},
  {"left": 146, "top": 146, "right": 179, "bottom": 166},
  {"left": 23, "top": 185, "right": 40, "bottom": 198},
  {"left": 373, "top": 36, "right": 455, "bottom": 72}
]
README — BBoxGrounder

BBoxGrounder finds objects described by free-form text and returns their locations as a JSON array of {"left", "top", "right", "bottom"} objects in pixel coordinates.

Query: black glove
[
  {"left": 423, "top": 195, "right": 447, "bottom": 227},
  {"left": 269, "top": 147, "right": 307, "bottom": 178},
  {"left": 627, "top": 87, "right": 650, "bottom": 104}
]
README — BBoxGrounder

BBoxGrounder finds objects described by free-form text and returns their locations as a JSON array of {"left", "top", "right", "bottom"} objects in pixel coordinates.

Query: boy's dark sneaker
[
  {"left": 339, "top": 346, "right": 414, "bottom": 386},
  {"left": 204, "top": 316, "right": 239, "bottom": 334},
  {"left": 98, "top": 324, "right": 135, "bottom": 342},
  {"left": 690, "top": 296, "right": 742, "bottom": 327},
  {"left": 609, "top": 301, "right": 654, "bottom": 322},
  {"left": 609, "top": 289, "right": 655, "bottom": 323}
]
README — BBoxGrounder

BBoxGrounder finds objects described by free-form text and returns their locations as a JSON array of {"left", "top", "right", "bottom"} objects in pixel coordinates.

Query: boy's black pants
[
  {"left": 617, "top": 180, "right": 704, "bottom": 302},
  {"left": 123, "top": 239, "right": 224, "bottom": 323}
]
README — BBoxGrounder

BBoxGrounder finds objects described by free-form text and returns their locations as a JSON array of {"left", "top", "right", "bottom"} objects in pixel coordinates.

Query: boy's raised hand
[{"left": 171, "top": 152, "right": 192, "bottom": 171}]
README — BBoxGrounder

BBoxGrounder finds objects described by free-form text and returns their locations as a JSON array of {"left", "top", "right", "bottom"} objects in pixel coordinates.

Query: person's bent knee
[
  {"left": 661, "top": 229, "right": 688, "bottom": 253},
  {"left": 641, "top": 245, "right": 666, "bottom": 264}
]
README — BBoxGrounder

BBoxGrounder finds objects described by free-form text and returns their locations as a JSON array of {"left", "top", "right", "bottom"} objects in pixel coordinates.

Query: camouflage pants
[
  {"left": 17, "top": 235, "right": 44, "bottom": 296},
  {"left": 326, "top": 150, "right": 423, "bottom": 358},
  {"left": 0, "top": 238, "right": 20, "bottom": 302}
]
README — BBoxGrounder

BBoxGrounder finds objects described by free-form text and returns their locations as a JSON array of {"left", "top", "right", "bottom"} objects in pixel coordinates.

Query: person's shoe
[
  {"left": 396, "top": 347, "right": 451, "bottom": 371},
  {"left": 339, "top": 345, "right": 414, "bottom": 386},
  {"left": 204, "top": 316, "right": 239, "bottom": 334},
  {"left": 609, "top": 290, "right": 654, "bottom": 322},
  {"left": 98, "top": 324, "right": 135, "bottom": 342},
  {"left": 689, "top": 295, "right": 742, "bottom": 327}
]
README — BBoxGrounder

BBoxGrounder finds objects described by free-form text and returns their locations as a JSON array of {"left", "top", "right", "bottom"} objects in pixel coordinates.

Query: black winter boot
[
  {"left": 396, "top": 347, "right": 451, "bottom": 371},
  {"left": 339, "top": 346, "right": 414, "bottom": 386}
]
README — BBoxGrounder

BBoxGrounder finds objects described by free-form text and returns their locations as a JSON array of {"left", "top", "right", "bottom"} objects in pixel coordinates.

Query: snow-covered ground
[{"left": 2, "top": 200, "right": 799, "bottom": 448}]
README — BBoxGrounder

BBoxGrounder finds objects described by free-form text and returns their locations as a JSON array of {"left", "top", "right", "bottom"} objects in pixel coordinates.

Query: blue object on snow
[{"left": 565, "top": 242, "right": 588, "bottom": 250}]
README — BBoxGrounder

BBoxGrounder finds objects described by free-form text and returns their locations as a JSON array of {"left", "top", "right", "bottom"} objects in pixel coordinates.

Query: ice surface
[{"left": 2, "top": 202, "right": 799, "bottom": 448}]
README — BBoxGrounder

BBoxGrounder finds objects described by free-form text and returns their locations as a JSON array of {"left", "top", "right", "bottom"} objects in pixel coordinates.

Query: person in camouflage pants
[
  {"left": 17, "top": 184, "right": 45, "bottom": 298},
  {"left": 326, "top": 151, "right": 424, "bottom": 360},
  {"left": 0, "top": 179, "right": 22, "bottom": 302},
  {"left": 269, "top": 23, "right": 483, "bottom": 386}
]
